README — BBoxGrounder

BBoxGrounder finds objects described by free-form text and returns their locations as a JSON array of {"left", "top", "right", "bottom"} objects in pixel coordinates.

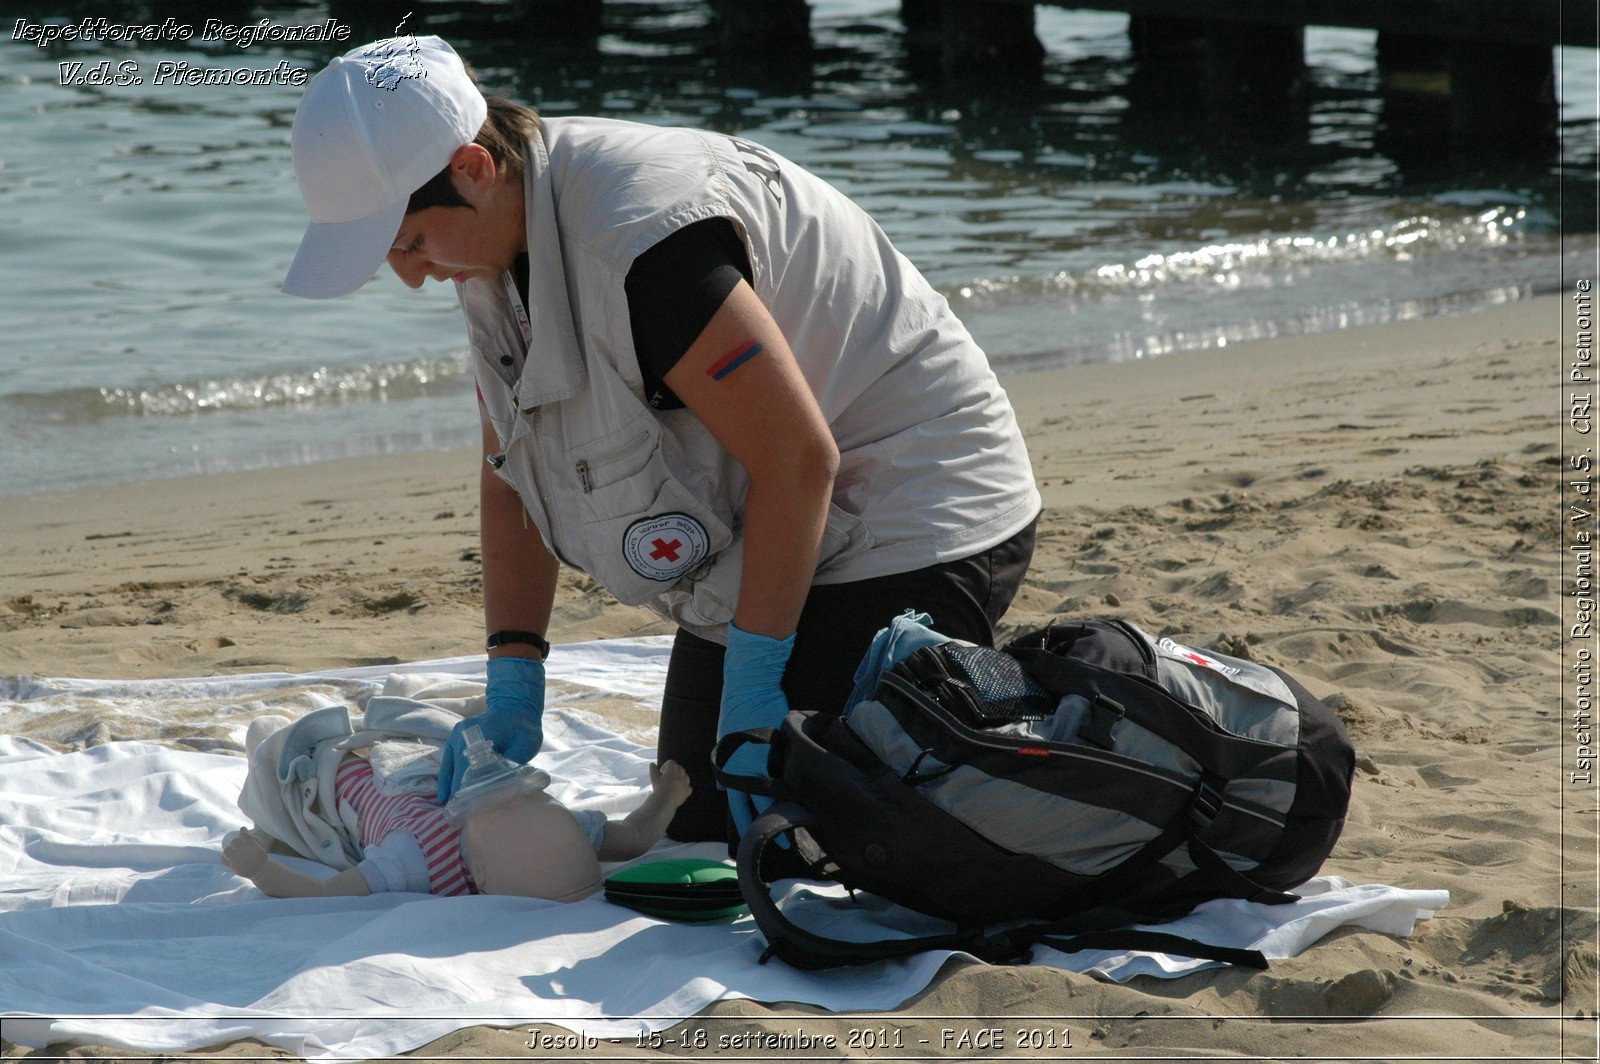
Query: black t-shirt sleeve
[{"left": 624, "top": 218, "right": 753, "bottom": 410}]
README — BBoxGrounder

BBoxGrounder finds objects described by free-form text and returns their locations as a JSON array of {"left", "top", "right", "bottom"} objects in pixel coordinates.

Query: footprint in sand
[
  {"left": 358, "top": 591, "right": 423, "bottom": 615},
  {"left": 115, "top": 636, "right": 237, "bottom": 666},
  {"left": 227, "top": 587, "right": 310, "bottom": 613}
]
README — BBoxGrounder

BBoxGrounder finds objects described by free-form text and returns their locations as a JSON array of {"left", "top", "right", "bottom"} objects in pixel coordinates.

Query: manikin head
[{"left": 457, "top": 791, "right": 603, "bottom": 902}]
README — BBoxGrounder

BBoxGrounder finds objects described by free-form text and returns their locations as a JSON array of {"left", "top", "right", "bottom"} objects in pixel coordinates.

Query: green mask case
[{"left": 603, "top": 857, "right": 747, "bottom": 922}]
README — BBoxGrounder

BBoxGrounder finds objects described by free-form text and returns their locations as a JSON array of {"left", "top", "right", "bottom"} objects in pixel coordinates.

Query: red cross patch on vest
[{"left": 622, "top": 512, "right": 710, "bottom": 581}]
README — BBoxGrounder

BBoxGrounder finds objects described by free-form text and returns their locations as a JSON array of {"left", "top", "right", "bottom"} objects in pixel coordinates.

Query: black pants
[{"left": 658, "top": 516, "right": 1037, "bottom": 842}]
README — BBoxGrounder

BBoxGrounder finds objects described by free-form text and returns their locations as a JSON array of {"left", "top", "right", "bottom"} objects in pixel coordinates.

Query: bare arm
[
  {"left": 222, "top": 829, "right": 371, "bottom": 899},
  {"left": 661, "top": 281, "right": 839, "bottom": 640},
  {"left": 480, "top": 416, "right": 559, "bottom": 661}
]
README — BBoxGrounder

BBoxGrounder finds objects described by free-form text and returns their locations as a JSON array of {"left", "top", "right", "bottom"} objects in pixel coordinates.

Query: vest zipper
[{"left": 488, "top": 406, "right": 541, "bottom": 470}]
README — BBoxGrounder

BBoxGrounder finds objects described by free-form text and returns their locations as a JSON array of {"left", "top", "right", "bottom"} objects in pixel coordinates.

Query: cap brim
[{"left": 281, "top": 200, "right": 408, "bottom": 299}]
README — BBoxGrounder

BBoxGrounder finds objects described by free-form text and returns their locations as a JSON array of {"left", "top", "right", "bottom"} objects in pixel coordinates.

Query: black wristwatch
[{"left": 485, "top": 630, "right": 550, "bottom": 656}]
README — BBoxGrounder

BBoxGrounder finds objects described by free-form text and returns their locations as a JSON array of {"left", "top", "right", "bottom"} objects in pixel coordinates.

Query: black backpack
[{"left": 714, "top": 615, "right": 1356, "bottom": 971}]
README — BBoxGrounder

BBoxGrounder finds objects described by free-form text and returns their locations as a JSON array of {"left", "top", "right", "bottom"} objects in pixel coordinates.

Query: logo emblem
[
  {"left": 359, "top": 35, "right": 425, "bottom": 90},
  {"left": 623, "top": 512, "right": 710, "bottom": 581},
  {"left": 729, "top": 137, "right": 782, "bottom": 204},
  {"left": 1156, "top": 637, "right": 1241, "bottom": 678}
]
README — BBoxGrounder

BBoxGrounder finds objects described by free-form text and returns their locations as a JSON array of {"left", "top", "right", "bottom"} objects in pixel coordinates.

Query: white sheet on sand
[{"left": 0, "top": 638, "right": 1448, "bottom": 1061}]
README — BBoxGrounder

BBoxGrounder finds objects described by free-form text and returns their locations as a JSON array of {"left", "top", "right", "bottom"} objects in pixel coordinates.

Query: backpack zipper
[
  {"left": 878, "top": 672, "right": 1189, "bottom": 792},
  {"left": 879, "top": 673, "right": 1288, "bottom": 828}
]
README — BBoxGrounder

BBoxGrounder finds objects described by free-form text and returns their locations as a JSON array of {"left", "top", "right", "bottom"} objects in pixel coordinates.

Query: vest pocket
[
  {"left": 580, "top": 461, "right": 734, "bottom": 606},
  {"left": 817, "top": 502, "right": 875, "bottom": 574},
  {"left": 570, "top": 417, "right": 658, "bottom": 513}
]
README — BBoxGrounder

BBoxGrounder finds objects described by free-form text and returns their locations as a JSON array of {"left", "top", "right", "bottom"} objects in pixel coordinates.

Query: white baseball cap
[{"left": 282, "top": 35, "right": 488, "bottom": 299}]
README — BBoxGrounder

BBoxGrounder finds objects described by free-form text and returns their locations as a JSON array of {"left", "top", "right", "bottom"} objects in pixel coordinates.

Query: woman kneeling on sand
[{"left": 278, "top": 34, "right": 1040, "bottom": 852}]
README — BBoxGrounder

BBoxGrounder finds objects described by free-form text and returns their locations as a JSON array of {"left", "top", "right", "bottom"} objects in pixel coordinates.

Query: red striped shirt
[{"left": 336, "top": 756, "right": 475, "bottom": 897}]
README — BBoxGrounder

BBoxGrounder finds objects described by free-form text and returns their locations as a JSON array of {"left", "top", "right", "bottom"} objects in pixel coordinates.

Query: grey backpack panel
[{"left": 849, "top": 698, "right": 1166, "bottom": 877}]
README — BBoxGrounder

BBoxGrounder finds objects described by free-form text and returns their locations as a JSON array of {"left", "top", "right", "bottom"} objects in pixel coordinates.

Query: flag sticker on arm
[{"left": 706, "top": 340, "right": 764, "bottom": 381}]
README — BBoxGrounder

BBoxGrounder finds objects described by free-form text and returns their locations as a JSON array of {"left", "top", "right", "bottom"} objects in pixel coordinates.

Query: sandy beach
[{"left": 2, "top": 295, "right": 1591, "bottom": 1060}]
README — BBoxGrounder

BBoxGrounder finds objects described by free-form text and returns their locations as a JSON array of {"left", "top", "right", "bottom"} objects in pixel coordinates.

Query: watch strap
[{"left": 485, "top": 630, "right": 550, "bottom": 656}]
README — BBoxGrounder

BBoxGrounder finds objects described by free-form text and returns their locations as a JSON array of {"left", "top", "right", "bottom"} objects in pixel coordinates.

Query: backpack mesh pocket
[{"left": 939, "top": 645, "right": 1057, "bottom": 727}]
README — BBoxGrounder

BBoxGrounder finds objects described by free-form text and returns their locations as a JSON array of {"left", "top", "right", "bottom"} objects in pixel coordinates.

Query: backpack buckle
[
  {"left": 1188, "top": 775, "right": 1226, "bottom": 829},
  {"left": 1078, "top": 694, "right": 1125, "bottom": 750}
]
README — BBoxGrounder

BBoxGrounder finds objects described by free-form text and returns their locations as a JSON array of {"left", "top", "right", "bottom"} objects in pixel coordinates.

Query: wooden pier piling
[
  {"left": 913, "top": 0, "right": 1046, "bottom": 76},
  {"left": 706, "top": 0, "right": 811, "bottom": 55},
  {"left": 891, "top": 0, "right": 1579, "bottom": 152},
  {"left": 1132, "top": 15, "right": 1307, "bottom": 108}
]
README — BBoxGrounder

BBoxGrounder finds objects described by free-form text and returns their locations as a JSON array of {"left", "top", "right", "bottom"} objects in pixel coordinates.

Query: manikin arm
[
  {"left": 222, "top": 828, "right": 371, "bottom": 898},
  {"left": 598, "top": 761, "right": 693, "bottom": 862}
]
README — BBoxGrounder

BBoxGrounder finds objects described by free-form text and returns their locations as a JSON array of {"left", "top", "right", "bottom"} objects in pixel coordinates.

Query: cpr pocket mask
[
  {"left": 603, "top": 857, "right": 747, "bottom": 922},
  {"left": 443, "top": 725, "right": 552, "bottom": 825}
]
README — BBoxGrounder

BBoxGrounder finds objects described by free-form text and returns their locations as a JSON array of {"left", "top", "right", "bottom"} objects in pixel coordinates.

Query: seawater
[{"left": 1, "top": 1, "right": 1593, "bottom": 497}]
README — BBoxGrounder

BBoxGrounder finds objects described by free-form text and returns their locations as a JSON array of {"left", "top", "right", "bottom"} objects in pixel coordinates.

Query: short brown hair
[{"left": 406, "top": 96, "right": 540, "bottom": 213}]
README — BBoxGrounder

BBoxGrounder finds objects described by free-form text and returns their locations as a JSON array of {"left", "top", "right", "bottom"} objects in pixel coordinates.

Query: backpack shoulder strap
[
  {"left": 734, "top": 802, "right": 1014, "bottom": 969},
  {"left": 1026, "top": 928, "right": 1269, "bottom": 970},
  {"left": 711, "top": 727, "right": 781, "bottom": 797}
]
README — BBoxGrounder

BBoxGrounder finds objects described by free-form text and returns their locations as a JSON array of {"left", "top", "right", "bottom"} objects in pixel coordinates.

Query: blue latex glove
[
  {"left": 717, "top": 623, "right": 794, "bottom": 839},
  {"left": 438, "top": 655, "right": 545, "bottom": 804}
]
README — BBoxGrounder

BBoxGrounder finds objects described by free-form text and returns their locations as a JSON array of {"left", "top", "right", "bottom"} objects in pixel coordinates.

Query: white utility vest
[{"left": 460, "top": 117, "right": 1040, "bottom": 643}]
